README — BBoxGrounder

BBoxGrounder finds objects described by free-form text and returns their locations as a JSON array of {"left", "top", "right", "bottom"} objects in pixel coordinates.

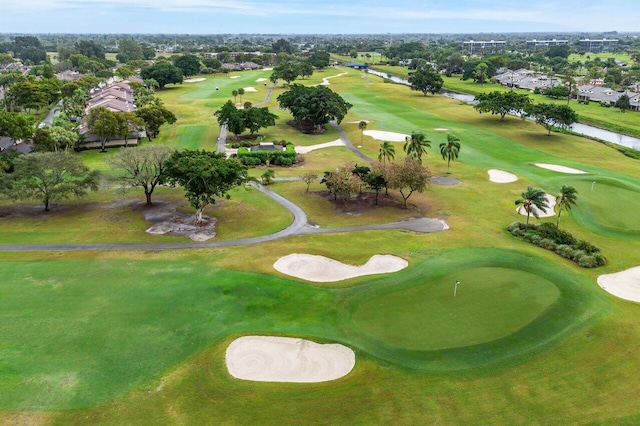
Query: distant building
[
  {"left": 342, "top": 62, "right": 369, "bottom": 70},
  {"left": 494, "top": 69, "right": 561, "bottom": 91},
  {"left": 463, "top": 40, "right": 506, "bottom": 54},
  {"left": 578, "top": 38, "right": 618, "bottom": 52},
  {"left": 576, "top": 85, "right": 640, "bottom": 111},
  {"left": 526, "top": 39, "right": 569, "bottom": 49}
]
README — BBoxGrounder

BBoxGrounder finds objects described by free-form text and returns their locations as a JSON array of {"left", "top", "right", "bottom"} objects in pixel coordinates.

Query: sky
[{"left": 1, "top": 0, "right": 638, "bottom": 34}]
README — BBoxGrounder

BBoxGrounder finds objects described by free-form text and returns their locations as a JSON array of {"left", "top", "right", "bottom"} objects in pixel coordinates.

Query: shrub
[
  {"left": 575, "top": 240, "right": 600, "bottom": 254},
  {"left": 556, "top": 244, "right": 575, "bottom": 259}
]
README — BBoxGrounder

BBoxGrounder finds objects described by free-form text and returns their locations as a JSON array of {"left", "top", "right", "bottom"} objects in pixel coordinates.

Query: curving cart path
[{"left": 0, "top": 183, "right": 447, "bottom": 252}]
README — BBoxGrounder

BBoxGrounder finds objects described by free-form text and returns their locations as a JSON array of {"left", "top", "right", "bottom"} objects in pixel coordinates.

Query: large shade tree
[
  {"left": 1, "top": 152, "right": 99, "bottom": 211},
  {"left": 277, "top": 84, "right": 352, "bottom": 132},
  {"left": 474, "top": 91, "right": 532, "bottom": 122},
  {"left": 107, "top": 144, "right": 174, "bottom": 205},
  {"left": 386, "top": 159, "right": 430, "bottom": 209},
  {"left": 87, "top": 107, "right": 119, "bottom": 152},
  {"left": 135, "top": 104, "right": 177, "bottom": 140},
  {"left": 164, "top": 150, "right": 248, "bottom": 224},
  {"left": 525, "top": 103, "right": 578, "bottom": 135},
  {"left": 408, "top": 68, "right": 443, "bottom": 96},
  {"left": 515, "top": 186, "right": 549, "bottom": 224},
  {"left": 140, "top": 62, "right": 183, "bottom": 89}
]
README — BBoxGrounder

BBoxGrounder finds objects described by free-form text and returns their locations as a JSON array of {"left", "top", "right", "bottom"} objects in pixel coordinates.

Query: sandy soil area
[
  {"left": 242, "top": 86, "right": 258, "bottom": 92},
  {"left": 230, "top": 76, "right": 240, "bottom": 79},
  {"left": 226, "top": 336, "right": 355, "bottom": 383},
  {"left": 295, "top": 139, "right": 343, "bottom": 154},
  {"left": 274, "top": 253, "right": 408, "bottom": 282},
  {"left": 363, "top": 130, "right": 409, "bottom": 142},
  {"left": 184, "top": 78, "right": 206, "bottom": 83},
  {"left": 597, "top": 266, "right": 640, "bottom": 303},
  {"left": 434, "top": 128, "right": 449, "bottom": 131},
  {"left": 256, "top": 78, "right": 267, "bottom": 82},
  {"left": 534, "top": 163, "right": 587, "bottom": 174},
  {"left": 488, "top": 169, "right": 519, "bottom": 183},
  {"left": 517, "top": 193, "right": 556, "bottom": 218}
]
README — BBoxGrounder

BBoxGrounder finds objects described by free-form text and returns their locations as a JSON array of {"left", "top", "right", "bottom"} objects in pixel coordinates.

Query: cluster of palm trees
[
  {"left": 516, "top": 185, "right": 578, "bottom": 227},
  {"left": 373, "top": 130, "right": 461, "bottom": 172}
]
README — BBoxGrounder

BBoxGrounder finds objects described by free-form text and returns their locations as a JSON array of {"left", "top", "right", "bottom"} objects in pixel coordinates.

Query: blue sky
[{"left": 1, "top": 0, "right": 638, "bottom": 34}]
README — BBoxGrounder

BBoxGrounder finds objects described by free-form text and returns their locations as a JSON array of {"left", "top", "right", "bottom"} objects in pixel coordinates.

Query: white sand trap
[
  {"left": 256, "top": 78, "right": 267, "bottom": 82},
  {"left": 242, "top": 86, "right": 258, "bottom": 92},
  {"left": 597, "top": 266, "right": 640, "bottom": 303},
  {"left": 363, "top": 130, "right": 409, "bottom": 142},
  {"left": 434, "top": 128, "right": 449, "bottom": 131},
  {"left": 230, "top": 75, "right": 240, "bottom": 79},
  {"left": 295, "top": 139, "right": 343, "bottom": 154},
  {"left": 274, "top": 254, "right": 408, "bottom": 282},
  {"left": 184, "top": 78, "right": 206, "bottom": 83},
  {"left": 226, "top": 336, "right": 355, "bottom": 383},
  {"left": 517, "top": 193, "right": 556, "bottom": 218},
  {"left": 348, "top": 120, "right": 371, "bottom": 124},
  {"left": 488, "top": 169, "right": 518, "bottom": 183},
  {"left": 535, "top": 163, "right": 588, "bottom": 174}
]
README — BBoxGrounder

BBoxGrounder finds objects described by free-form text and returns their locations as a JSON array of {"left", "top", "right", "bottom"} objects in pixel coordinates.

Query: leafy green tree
[
  {"left": 378, "top": 141, "right": 395, "bottom": 164},
  {"left": 408, "top": 68, "right": 444, "bottom": 96},
  {"left": 272, "top": 38, "right": 293, "bottom": 54},
  {"left": 270, "top": 61, "right": 301, "bottom": 85},
  {"left": 302, "top": 171, "right": 318, "bottom": 192},
  {"left": 364, "top": 168, "right": 387, "bottom": 205},
  {"left": 243, "top": 107, "right": 278, "bottom": 135},
  {"left": 87, "top": 107, "right": 119, "bottom": 152},
  {"left": 358, "top": 120, "right": 367, "bottom": 144},
  {"left": 164, "top": 150, "right": 248, "bottom": 224},
  {"left": 49, "top": 126, "right": 79, "bottom": 152},
  {"left": 403, "top": 131, "right": 431, "bottom": 163},
  {"left": 297, "top": 61, "right": 314, "bottom": 79},
  {"left": 0, "top": 111, "right": 33, "bottom": 142},
  {"left": 439, "top": 134, "right": 461, "bottom": 172},
  {"left": 2, "top": 152, "right": 99, "bottom": 211},
  {"left": 543, "top": 85, "right": 570, "bottom": 99},
  {"left": 116, "top": 111, "right": 143, "bottom": 148},
  {"left": 277, "top": 84, "right": 352, "bottom": 131},
  {"left": 323, "top": 165, "right": 362, "bottom": 208},
  {"left": 526, "top": 103, "right": 578, "bottom": 135},
  {"left": 238, "top": 88, "right": 245, "bottom": 103},
  {"left": 107, "top": 144, "right": 174, "bottom": 205},
  {"left": 615, "top": 94, "right": 631, "bottom": 113},
  {"left": 474, "top": 91, "right": 531, "bottom": 122},
  {"left": 515, "top": 186, "right": 549, "bottom": 225},
  {"left": 135, "top": 104, "right": 177, "bottom": 140},
  {"left": 261, "top": 169, "right": 275, "bottom": 185},
  {"left": 173, "top": 54, "right": 201, "bottom": 77},
  {"left": 555, "top": 185, "right": 578, "bottom": 228},
  {"left": 308, "top": 52, "right": 330, "bottom": 69},
  {"left": 387, "top": 159, "right": 430, "bottom": 209},
  {"left": 474, "top": 62, "right": 489, "bottom": 84},
  {"left": 117, "top": 39, "right": 145, "bottom": 63},
  {"left": 140, "top": 63, "right": 183, "bottom": 89}
]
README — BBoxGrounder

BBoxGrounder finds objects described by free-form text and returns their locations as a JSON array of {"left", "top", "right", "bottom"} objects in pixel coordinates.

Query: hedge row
[
  {"left": 508, "top": 222, "right": 607, "bottom": 268},
  {"left": 237, "top": 143, "right": 297, "bottom": 166}
]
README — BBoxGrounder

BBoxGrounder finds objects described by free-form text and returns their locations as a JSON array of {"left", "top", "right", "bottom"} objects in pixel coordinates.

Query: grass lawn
[{"left": 1, "top": 60, "right": 640, "bottom": 425}]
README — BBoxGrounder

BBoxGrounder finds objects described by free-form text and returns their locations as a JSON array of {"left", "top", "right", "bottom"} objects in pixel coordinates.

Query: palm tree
[
  {"left": 403, "top": 131, "right": 431, "bottom": 163},
  {"left": 378, "top": 141, "right": 395, "bottom": 164},
  {"left": 515, "top": 186, "right": 549, "bottom": 225},
  {"left": 358, "top": 120, "right": 367, "bottom": 144},
  {"left": 232, "top": 89, "right": 238, "bottom": 104},
  {"left": 238, "top": 88, "right": 245, "bottom": 103},
  {"left": 555, "top": 185, "right": 578, "bottom": 228},
  {"left": 439, "top": 134, "right": 461, "bottom": 172}
]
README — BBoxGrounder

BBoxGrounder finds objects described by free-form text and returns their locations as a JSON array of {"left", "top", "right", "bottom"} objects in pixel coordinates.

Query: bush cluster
[
  {"left": 237, "top": 143, "right": 296, "bottom": 167},
  {"left": 507, "top": 222, "right": 607, "bottom": 268}
]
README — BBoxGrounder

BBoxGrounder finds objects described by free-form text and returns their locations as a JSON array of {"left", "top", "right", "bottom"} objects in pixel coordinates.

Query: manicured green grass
[{"left": 353, "top": 267, "right": 560, "bottom": 350}]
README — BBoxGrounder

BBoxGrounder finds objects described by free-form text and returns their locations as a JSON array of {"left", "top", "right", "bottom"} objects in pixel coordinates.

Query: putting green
[
  {"left": 353, "top": 267, "right": 560, "bottom": 350},
  {"left": 564, "top": 178, "right": 640, "bottom": 236}
]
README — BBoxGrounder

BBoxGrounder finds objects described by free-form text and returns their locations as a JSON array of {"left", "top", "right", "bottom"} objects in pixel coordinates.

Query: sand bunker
[
  {"left": 597, "top": 266, "right": 640, "bottom": 303},
  {"left": 256, "top": 78, "right": 267, "bottom": 82},
  {"left": 363, "top": 130, "right": 409, "bottom": 142},
  {"left": 517, "top": 193, "right": 556, "bottom": 218},
  {"left": 242, "top": 86, "right": 258, "bottom": 92},
  {"left": 488, "top": 169, "right": 518, "bottom": 183},
  {"left": 434, "top": 128, "right": 449, "bottom": 131},
  {"left": 184, "top": 78, "right": 206, "bottom": 83},
  {"left": 226, "top": 336, "right": 355, "bottom": 383},
  {"left": 230, "top": 75, "right": 240, "bottom": 79},
  {"left": 295, "top": 139, "right": 343, "bottom": 154},
  {"left": 535, "top": 163, "right": 588, "bottom": 174},
  {"left": 274, "top": 254, "right": 408, "bottom": 282}
]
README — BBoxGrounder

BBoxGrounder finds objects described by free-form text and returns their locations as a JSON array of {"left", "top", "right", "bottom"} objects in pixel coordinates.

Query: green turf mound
[
  {"left": 341, "top": 249, "right": 594, "bottom": 371},
  {"left": 353, "top": 267, "right": 560, "bottom": 351},
  {"left": 563, "top": 178, "right": 640, "bottom": 237}
]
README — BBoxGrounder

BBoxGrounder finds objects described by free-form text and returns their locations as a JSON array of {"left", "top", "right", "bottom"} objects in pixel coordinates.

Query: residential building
[
  {"left": 463, "top": 40, "right": 506, "bottom": 54},
  {"left": 578, "top": 38, "right": 618, "bottom": 52},
  {"left": 494, "top": 69, "right": 561, "bottom": 91},
  {"left": 576, "top": 85, "right": 640, "bottom": 111},
  {"left": 526, "top": 39, "right": 569, "bottom": 49}
]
